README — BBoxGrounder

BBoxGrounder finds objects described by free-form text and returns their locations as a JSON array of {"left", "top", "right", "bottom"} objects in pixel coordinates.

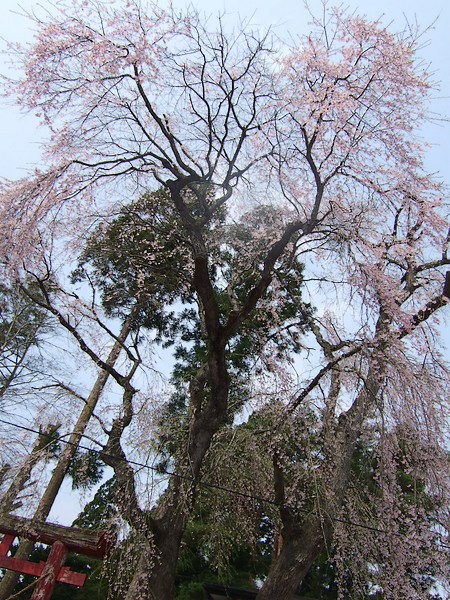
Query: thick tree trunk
[
  {"left": 255, "top": 467, "right": 347, "bottom": 599},
  {"left": 257, "top": 361, "right": 383, "bottom": 599},
  {"left": 124, "top": 511, "right": 185, "bottom": 600},
  {"left": 116, "top": 361, "right": 231, "bottom": 600},
  {"left": 106, "top": 184, "right": 302, "bottom": 599},
  {"left": 256, "top": 517, "right": 332, "bottom": 600},
  {"left": 117, "top": 432, "right": 225, "bottom": 600}
]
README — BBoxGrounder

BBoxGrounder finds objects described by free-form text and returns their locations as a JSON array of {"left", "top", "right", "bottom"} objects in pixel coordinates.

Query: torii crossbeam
[{"left": 0, "top": 513, "right": 116, "bottom": 599}]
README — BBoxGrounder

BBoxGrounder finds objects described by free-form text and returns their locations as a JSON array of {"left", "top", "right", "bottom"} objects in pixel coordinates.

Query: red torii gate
[{"left": 0, "top": 513, "right": 116, "bottom": 599}]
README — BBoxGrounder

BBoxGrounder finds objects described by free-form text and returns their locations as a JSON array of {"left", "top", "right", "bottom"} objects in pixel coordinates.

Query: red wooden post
[
  {"left": 30, "top": 540, "right": 67, "bottom": 600},
  {"left": 0, "top": 533, "right": 15, "bottom": 557}
]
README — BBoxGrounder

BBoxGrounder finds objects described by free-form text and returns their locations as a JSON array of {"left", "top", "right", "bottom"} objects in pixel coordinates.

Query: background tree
[
  {"left": 0, "top": 273, "right": 142, "bottom": 599},
  {"left": 0, "top": 282, "right": 49, "bottom": 412}
]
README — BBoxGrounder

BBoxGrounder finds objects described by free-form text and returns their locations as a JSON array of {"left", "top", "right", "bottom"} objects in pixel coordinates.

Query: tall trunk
[
  {"left": 106, "top": 184, "right": 302, "bottom": 599},
  {"left": 114, "top": 352, "right": 230, "bottom": 600},
  {"left": 0, "top": 317, "right": 133, "bottom": 600}
]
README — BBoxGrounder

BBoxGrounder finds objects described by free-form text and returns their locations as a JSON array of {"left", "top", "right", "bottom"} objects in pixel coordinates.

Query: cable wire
[{"left": 0, "top": 417, "right": 440, "bottom": 539}]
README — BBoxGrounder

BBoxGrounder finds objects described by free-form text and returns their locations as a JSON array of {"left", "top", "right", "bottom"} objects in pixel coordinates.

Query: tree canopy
[{"left": 0, "top": 1, "right": 449, "bottom": 599}]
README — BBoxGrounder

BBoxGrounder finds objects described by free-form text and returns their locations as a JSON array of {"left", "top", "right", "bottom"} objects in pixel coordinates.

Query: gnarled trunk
[
  {"left": 124, "top": 509, "right": 185, "bottom": 600},
  {"left": 113, "top": 358, "right": 231, "bottom": 600},
  {"left": 256, "top": 516, "right": 332, "bottom": 600},
  {"left": 257, "top": 357, "right": 384, "bottom": 599}
]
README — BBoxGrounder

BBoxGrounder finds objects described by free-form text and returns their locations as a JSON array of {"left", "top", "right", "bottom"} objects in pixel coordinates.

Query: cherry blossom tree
[{"left": 0, "top": 1, "right": 449, "bottom": 599}]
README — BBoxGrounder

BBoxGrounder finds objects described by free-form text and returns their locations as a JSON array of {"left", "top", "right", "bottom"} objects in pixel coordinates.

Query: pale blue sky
[{"left": 0, "top": 0, "right": 449, "bottom": 182}]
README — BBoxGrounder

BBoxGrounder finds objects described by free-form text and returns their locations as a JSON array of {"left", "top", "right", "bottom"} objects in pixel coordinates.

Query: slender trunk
[
  {"left": 1, "top": 431, "right": 50, "bottom": 514},
  {"left": 0, "top": 317, "right": 133, "bottom": 599},
  {"left": 0, "top": 467, "right": 9, "bottom": 489}
]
